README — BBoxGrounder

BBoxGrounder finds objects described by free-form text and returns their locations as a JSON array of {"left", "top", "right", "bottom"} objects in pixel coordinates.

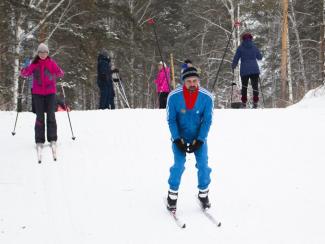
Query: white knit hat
[
  {"left": 37, "top": 43, "right": 49, "bottom": 53},
  {"left": 158, "top": 61, "right": 166, "bottom": 67}
]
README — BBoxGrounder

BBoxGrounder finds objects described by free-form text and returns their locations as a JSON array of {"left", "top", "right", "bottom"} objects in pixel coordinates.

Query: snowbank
[{"left": 290, "top": 85, "right": 325, "bottom": 109}]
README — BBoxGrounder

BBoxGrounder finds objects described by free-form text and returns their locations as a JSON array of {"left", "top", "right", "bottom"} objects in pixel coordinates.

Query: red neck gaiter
[{"left": 183, "top": 85, "right": 199, "bottom": 110}]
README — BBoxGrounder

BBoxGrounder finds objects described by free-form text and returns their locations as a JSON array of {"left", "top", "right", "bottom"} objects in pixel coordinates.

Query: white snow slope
[
  {"left": 1, "top": 100, "right": 325, "bottom": 244},
  {"left": 290, "top": 85, "right": 325, "bottom": 109}
]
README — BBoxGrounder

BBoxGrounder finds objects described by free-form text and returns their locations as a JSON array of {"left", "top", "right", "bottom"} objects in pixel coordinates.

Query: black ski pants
[
  {"left": 98, "top": 83, "right": 115, "bottom": 109},
  {"left": 241, "top": 74, "right": 259, "bottom": 103},
  {"left": 158, "top": 92, "right": 169, "bottom": 109},
  {"left": 33, "top": 94, "right": 57, "bottom": 143}
]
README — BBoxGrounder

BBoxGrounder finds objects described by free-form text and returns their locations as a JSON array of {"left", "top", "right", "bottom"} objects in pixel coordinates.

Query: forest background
[{"left": 1, "top": 0, "right": 324, "bottom": 110}]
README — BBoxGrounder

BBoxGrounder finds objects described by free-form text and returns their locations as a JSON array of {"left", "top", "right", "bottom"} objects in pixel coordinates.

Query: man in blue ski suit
[{"left": 166, "top": 66, "right": 214, "bottom": 211}]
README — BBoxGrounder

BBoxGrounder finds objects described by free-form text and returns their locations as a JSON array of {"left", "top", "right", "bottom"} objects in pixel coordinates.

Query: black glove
[
  {"left": 187, "top": 139, "right": 203, "bottom": 153},
  {"left": 174, "top": 138, "right": 187, "bottom": 153}
]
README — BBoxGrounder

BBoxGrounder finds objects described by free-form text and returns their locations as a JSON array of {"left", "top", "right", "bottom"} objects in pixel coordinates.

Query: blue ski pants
[{"left": 168, "top": 141, "right": 212, "bottom": 191}]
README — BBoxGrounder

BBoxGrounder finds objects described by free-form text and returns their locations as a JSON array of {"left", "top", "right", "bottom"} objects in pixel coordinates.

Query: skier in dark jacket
[
  {"left": 97, "top": 49, "right": 115, "bottom": 109},
  {"left": 232, "top": 33, "right": 262, "bottom": 108}
]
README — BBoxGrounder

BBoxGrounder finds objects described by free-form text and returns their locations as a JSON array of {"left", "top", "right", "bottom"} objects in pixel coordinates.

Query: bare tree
[{"left": 289, "top": 0, "right": 307, "bottom": 93}]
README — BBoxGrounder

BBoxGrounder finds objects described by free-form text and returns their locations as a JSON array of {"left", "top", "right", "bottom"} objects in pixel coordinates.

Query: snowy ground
[{"left": 1, "top": 95, "right": 325, "bottom": 243}]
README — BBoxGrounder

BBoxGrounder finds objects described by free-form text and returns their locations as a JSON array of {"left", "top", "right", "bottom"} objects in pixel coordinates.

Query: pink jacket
[
  {"left": 154, "top": 67, "right": 170, "bottom": 93},
  {"left": 20, "top": 57, "right": 64, "bottom": 95}
]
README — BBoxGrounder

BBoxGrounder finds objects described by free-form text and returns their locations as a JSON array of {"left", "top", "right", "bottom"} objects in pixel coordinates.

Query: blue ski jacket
[{"left": 166, "top": 86, "right": 214, "bottom": 143}]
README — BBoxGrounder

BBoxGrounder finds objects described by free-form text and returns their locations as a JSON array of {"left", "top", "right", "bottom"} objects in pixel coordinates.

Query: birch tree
[
  {"left": 8, "top": 0, "right": 66, "bottom": 110},
  {"left": 289, "top": 0, "right": 308, "bottom": 93}
]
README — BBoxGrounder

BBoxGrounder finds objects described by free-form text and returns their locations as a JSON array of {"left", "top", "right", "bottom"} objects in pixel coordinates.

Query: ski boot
[
  {"left": 167, "top": 190, "right": 178, "bottom": 212},
  {"left": 253, "top": 102, "right": 258, "bottom": 109},
  {"left": 198, "top": 189, "right": 211, "bottom": 209}
]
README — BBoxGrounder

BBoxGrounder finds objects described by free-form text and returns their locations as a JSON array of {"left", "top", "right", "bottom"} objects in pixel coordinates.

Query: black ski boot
[
  {"left": 198, "top": 189, "right": 211, "bottom": 209},
  {"left": 167, "top": 190, "right": 178, "bottom": 212},
  {"left": 253, "top": 102, "right": 258, "bottom": 109}
]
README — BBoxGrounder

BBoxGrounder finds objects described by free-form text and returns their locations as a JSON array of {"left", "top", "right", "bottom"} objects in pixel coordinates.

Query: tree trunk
[
  {"left": 321, "top": 0, "right": 325, "bottom": 84},
  {"left": 270, "top": 20, "right": 279, "bottom": 108},
  {"left": 289, "top": 0, "right": 307, "bottom": 94},
  {"left": 287, "top": 33, "right": 293, "bottom": 103},
  {"left": 280, "top": 0, "right": 289, "bottom": 107},
  {"left": 235, "top": 2, "right": 241, "bottom": 88},
  {"left": 11, "top": 12, "right": 22, "bottom": 111},
  {"left": 128, "top": 0, "right": 135, "bottom": 108}
]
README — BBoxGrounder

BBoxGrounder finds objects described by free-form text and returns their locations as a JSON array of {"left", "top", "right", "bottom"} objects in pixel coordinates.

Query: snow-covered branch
[
  {"left": 194, "top": 14, "right": 231, "bottom": 35},
  {"left": 20, "top": 0, "right": 65, "bottom": 42}
]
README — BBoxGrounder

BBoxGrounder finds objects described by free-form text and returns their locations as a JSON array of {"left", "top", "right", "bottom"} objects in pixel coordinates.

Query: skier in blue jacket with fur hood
[{"left": 166, "top": 66, "right": 214, "bottom": 211}]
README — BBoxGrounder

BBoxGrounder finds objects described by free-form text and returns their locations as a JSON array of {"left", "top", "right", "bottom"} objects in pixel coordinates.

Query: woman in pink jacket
[
  {"left": 154, "top": 61, "right": 170, "bottom": 109},
  {"left": 20, "top": 43, "right": 64, "bottom": 146}
]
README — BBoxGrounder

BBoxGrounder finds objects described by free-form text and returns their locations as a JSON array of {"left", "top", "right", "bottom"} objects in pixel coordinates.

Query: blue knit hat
[{"left": 181, "top": 67, "right": 199, "bottom": 81}]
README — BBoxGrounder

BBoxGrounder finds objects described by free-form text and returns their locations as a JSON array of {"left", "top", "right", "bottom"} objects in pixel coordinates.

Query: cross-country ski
[
  {"left": 167, "top": 209, "right": 186, "bottom": 229},
  {"left": 196, "top": 197, "right": 222, "bottom": 227}
]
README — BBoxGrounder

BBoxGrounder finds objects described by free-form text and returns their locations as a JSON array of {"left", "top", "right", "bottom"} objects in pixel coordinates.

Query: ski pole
[
  {"left": 114, "top": 81, "right": 130, "bottom": 108},
  {"left": 112, "top": 69, "right": 130, "bottom": 108},
  {"left": 211, "top": 20, "right": 241, "bottom": 91},
  {"left": 60, "top": 83, "right": 76, "bottom": 140},
  {"left": 230, "top": 70, "right": 236, "bottom": 108},
  {"left": 12, "top": 79, "right": 26, "bottom": 136},
  {"left": 259, "top": 77, "right": 266, "bottom": 108},
  {"left": 230, "top": 83, "right": 237, "bottom": 108},
  {"left": 119, "top": 80, "right": 130, "bottom": 108},
  {"left": 147, "top": 18, "right": 171, "bottom": 91}
]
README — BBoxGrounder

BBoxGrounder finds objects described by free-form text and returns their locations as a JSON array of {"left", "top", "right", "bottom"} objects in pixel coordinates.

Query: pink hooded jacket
[
  {"left": 154, "top": 67, "right": 170, "bottom": 93},
  {"left": 20, "top": 57, "right": 64, "bottom": 95}
]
